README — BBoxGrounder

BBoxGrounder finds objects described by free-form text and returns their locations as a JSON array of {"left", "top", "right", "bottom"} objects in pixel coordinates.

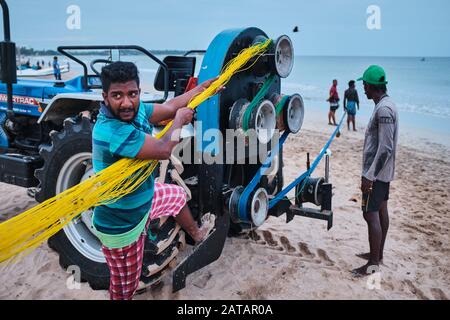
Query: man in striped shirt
[{"left": 92, "top": 61, "right": 217, "bottom": 299}]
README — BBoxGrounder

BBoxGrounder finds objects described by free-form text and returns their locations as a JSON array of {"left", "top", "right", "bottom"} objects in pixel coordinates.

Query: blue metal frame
[
  {"left": 196, "top": 28, "right": 247, "bottom": 152},
  {"left": 0, "top": 75, "right": 87, "bottom": 147}
]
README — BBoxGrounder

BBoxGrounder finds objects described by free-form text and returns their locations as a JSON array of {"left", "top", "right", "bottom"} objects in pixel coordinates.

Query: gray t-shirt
[{"left": 362, "top": 95, "right": 399, "bottom": 182}]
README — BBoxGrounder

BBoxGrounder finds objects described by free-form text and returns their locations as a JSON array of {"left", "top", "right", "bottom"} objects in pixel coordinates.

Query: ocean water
[
  {"left": 286, "top": 56, "right": 450, "bottom": 117},
  {"left": 283, "top": 56, "right": 450, "bottom": 147},
  {"left": 31, "top": 54, "right": 450, "bottom": 146}
]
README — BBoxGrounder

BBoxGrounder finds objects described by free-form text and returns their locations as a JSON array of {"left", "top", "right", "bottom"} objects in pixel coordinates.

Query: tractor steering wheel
[{"left": 90, "top": 59, "right": 112, "bottom": 76}]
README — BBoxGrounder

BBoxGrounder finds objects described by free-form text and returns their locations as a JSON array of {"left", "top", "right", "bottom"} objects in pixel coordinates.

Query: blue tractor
[{"left": 1, "top": 0, "right": 335, "bottom": 294}]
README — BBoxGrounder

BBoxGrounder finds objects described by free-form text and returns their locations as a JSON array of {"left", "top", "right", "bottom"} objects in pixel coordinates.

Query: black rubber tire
[
  {"left": 47, "top": 226, "right": 110, "bottom": 290},
  {"left": 35, "top": 116, "right": 110, "bottom": 290}
]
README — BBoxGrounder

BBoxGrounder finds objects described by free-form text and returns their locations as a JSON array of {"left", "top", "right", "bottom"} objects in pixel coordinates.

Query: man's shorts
[
  {"left": 346, "top": 101, "right": 357, "bottom": 116},
  {"left": 329, "top": 102, "right": 339, "bottom": 112},
  {"left": 101, "top": 182, "right": 187, "bottom": 300},
  {"left": 361, "top": 180, "right": 390, "bottom": 213}
]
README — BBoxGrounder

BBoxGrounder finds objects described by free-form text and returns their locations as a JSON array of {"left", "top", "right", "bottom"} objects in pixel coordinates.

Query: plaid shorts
[{"left": 101, "top": 182, "right": 187, "bottom": 300}]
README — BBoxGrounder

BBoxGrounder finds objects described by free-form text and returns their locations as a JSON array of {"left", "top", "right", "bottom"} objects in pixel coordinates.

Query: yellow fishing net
[{"left": 0, "top": 39, "right": 272, "bottom": 263}]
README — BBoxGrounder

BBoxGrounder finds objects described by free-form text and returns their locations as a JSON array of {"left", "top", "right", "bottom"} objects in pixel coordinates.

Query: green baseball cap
[{"left": 357, "top": 65, "right": 388, "bottom": 85}]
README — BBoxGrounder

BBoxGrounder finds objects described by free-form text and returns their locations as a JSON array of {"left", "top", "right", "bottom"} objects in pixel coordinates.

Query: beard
[
  {"left": 116, "top": 107, "right": 136, "bottom": 122},
  {"left": 107, "top": 104, "right": 136, "bottom": 122}
]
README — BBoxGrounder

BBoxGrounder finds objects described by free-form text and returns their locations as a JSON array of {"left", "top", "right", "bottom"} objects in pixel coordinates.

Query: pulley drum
[
  {"left": 249, "top": 187, "right": 269, "bottom": 227},
  {"left": 297, "top": 177, "right": 325, "bottom": 206},
  {"left": 228, "top": 185, "right": 244, "bottom": 224},
  {"left": 283, "top": 93, "right": 304, "bottom": 134},
  {"left": 251, "top": 34, "right": 294, "bottom": 79},
  {"left": 228, "top": 186, "right": 269, "bottom": 227},
  {"left": 229, "top": 98, "right": 250, "bottom": 133},
  {"left": 229, "top": 98, "right": 276, "bottom": 144},
  {"left": 270, "top": 93, "right": 304, "bottom": 134},
  {"left": 270, "top": 92, "right": 289, "bottom": 131},
  {"left": 273, "top": 35, "right": 294, "bottom": 78},
  {"left": 248, "top": 99, "right": 276, "bottom": 144}
]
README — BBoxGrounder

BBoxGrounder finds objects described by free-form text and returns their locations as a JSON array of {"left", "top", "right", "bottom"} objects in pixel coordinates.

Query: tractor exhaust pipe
[
  {"left": 0, "top": 0, "right": 17, "bottom": 123},
  {"left": 5, "top": 83, "right": 15, "bottom": 123}
]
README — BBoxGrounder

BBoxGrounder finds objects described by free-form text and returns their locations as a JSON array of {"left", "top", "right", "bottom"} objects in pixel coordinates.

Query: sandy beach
[
  {"left": 0, "top": 114, "right": 449, "bottom": 300},
  {"left": 2, "top": 0, "right": 449, "bottom": 302}
]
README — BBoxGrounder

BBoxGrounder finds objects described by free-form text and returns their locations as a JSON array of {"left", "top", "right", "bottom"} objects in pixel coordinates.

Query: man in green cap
[{"left": 352, "top": 65, "right": 399, "bottom": 277}]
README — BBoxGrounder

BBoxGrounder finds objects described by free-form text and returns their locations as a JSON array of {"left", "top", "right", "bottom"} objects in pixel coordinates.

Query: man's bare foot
[
  {"left": 193, "top": 213, "right": 216, "bottom": 243},
  {"left": 351, "top": 263, "right": 380, "bottom": 278},
  {"left": 328, "top": 122, "right": 333, "bottom": 125},
  {"left": 353, "top": 129, "right": 357, "bottom": 131},
  {"left": 356, "top": 252, "right": 383, "bottom": 265}
]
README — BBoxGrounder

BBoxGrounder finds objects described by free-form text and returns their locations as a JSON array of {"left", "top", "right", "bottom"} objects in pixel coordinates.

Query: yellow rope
[{"left": 0, "top": 38, "right": 272, "bottom": 264}]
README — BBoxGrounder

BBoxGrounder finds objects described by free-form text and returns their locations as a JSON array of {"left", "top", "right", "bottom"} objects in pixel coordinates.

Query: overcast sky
[{"left": 3, "top": 0, "right": 450, "bottom": 57}]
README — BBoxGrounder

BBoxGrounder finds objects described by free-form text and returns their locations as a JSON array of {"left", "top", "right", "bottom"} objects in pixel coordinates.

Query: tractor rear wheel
[{"left": 35, "top": 116, "right": 183, "bottom": 291}]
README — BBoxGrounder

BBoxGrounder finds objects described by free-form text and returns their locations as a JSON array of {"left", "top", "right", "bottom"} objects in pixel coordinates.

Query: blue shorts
[{"left": 346, "top": 101, "right": 357, "bottom": 115}]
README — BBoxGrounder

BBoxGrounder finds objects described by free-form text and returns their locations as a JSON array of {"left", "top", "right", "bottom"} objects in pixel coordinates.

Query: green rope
[
  {"left": 275, "top": 95, "right": 289, "bottom": 115},
  {"left": 242, "top": 74, "right": 276, "bottom": 132}
]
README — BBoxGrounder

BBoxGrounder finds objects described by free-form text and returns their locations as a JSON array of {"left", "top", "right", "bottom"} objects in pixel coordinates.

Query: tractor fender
[{"left": 37, "top": 93, "right": 103, "bottom": 125}]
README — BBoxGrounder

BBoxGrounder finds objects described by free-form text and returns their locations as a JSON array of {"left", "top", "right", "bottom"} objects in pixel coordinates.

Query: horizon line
[{"left": 17, "top": 46, "right": 450, "bottom": 59}]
